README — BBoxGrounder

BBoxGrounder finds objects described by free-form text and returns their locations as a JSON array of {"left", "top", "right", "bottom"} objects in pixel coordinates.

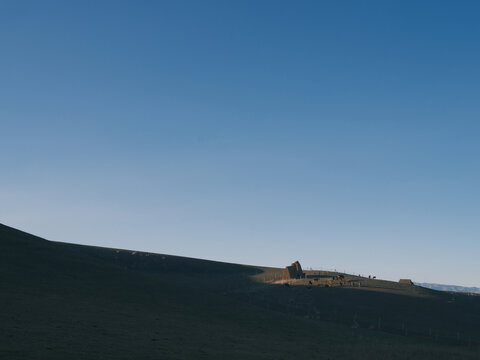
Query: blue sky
[{"left": 1, "top": 1, "right": 479, "bottom": 286}]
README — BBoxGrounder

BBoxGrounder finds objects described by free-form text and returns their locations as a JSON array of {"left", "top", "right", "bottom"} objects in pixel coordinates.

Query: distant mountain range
[{"left": 416, "top": 282, "right": 480, "bottom": 294}]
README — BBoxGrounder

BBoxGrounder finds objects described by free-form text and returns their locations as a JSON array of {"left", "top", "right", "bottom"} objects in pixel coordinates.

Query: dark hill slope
[
  {"left": 58, "top": 236, "right": 480, "bottom": 345},
  {"left": 1, "top": 223, "right": 478, "bottom": 359},
  {"left": 56, "top": 239, "right": 272, "bottom": 293}
]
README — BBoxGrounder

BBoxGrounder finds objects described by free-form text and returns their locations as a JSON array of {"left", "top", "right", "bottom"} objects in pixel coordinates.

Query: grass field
[{"left": 1, "top": 223, "right": 479, "bottom": 359}]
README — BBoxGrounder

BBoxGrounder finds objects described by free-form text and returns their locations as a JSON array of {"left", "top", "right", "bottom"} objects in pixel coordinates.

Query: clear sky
[{"left": 1, "top": 1, "right": 479, "bottom": 286}]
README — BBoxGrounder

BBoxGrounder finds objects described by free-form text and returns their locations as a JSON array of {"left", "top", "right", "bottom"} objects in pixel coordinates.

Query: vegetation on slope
[{"left": 1, "top": 224, "right": 478, "bottom": 359}]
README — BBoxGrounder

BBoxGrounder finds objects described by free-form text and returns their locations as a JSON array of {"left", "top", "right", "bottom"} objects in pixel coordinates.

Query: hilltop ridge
[{"left": 1, "top": 223, "right": 479, "bottom": 359}]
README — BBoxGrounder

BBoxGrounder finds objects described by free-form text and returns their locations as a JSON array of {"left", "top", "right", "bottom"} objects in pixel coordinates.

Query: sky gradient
[{"left": 1, "top": 1, "right": 479, "bottom": 286}]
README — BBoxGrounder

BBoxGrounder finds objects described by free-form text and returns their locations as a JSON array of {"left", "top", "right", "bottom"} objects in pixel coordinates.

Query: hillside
[{"left": 1, "top": 223, "right": 479, "bottom": 359}]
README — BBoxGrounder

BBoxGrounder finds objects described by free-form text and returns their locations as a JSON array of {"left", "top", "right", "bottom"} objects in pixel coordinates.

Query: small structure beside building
[
  {"left": 282, "top": 261, "right": 305, "bottom": 280},
  {"left": 399, "top": 279, "right": 414, "bottom": 285}
]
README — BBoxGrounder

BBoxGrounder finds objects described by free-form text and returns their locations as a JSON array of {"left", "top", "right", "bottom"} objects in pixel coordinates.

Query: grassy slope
[
  {"left": 243, "top": 275, "right": 480, "bottom": 344},
  {"left": 1, "top": 224, "right": 478, "bottom": 359},
  {"left": 58, "top": 238, "right": 480, "bottom": 345}
]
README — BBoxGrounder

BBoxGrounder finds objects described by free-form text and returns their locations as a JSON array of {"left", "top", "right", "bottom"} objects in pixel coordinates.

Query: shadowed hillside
[
  {"left": 58, "top": 237, "right": 480, "bottom": 346},
  {"left": 1, "top": 223, "right": 479, "bottom": 359}
]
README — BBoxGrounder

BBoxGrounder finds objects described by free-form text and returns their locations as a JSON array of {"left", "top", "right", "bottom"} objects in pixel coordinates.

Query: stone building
[{"left": 282, "top": 261, "right": 305, "bottom": 280}]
